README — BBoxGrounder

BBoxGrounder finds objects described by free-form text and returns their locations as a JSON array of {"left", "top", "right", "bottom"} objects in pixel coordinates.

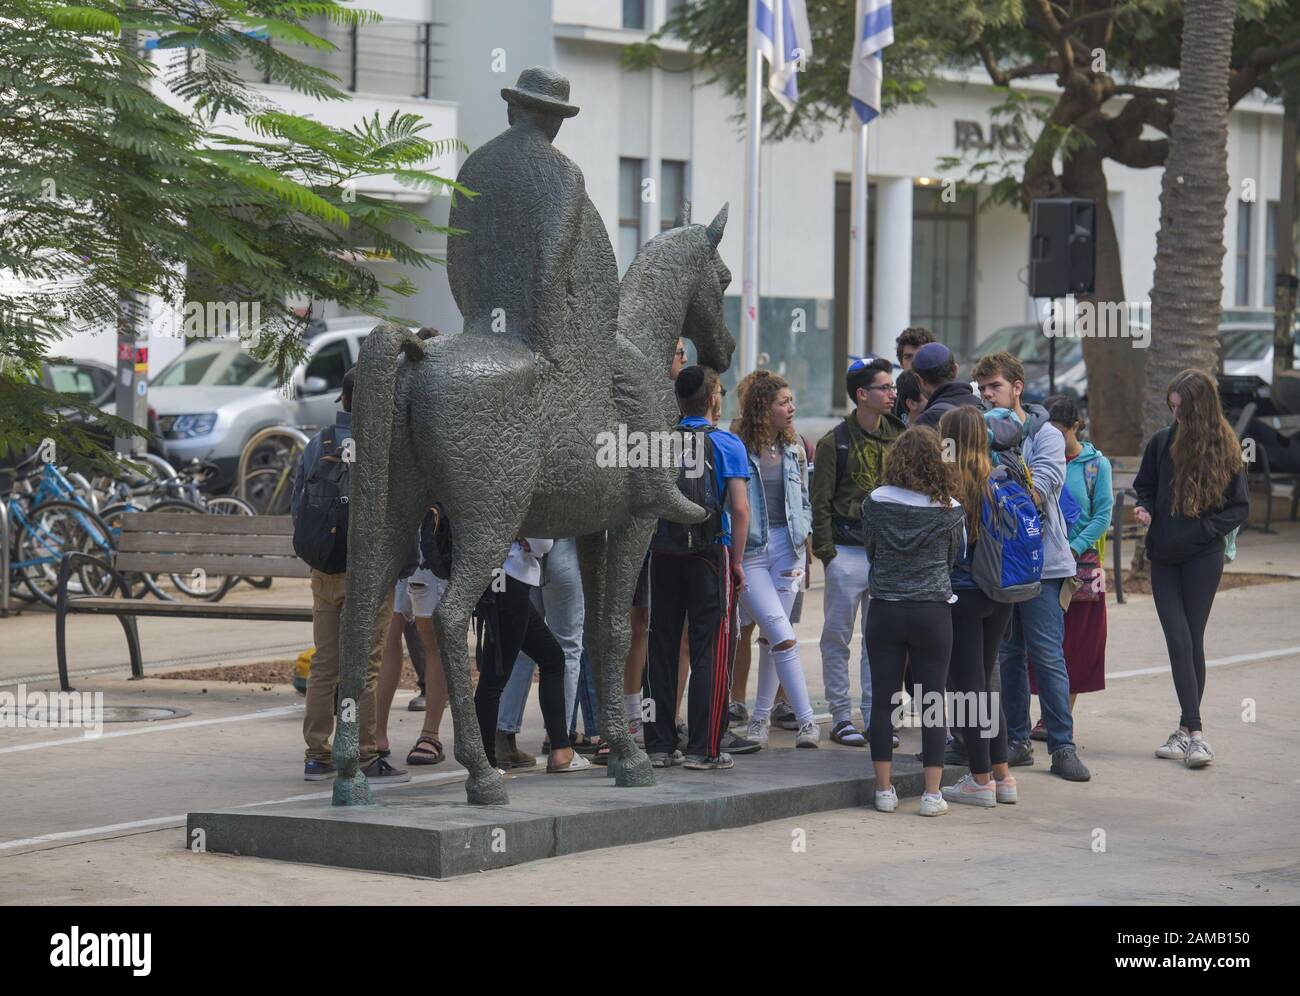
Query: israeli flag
[
  {"left": 756, "top": 0, "right": 814, "bottom": 114},
  {"left": 849, "top": 0, "right": 893, "bottom": 123}
]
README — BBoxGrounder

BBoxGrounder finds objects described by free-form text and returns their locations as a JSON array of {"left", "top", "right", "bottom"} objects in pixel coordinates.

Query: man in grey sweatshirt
[{"left": 974, "top": 352, "right": 1091, "bottom": 782}]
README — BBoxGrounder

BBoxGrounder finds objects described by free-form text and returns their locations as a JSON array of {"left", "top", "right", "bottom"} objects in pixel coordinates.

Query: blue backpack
[{"left": 972, "top": 467, "right": 1044, "bottom": 603}]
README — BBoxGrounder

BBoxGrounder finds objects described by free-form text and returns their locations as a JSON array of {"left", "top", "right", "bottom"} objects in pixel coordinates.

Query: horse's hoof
[
  {"left": 466, "top": 769, "right": 510, "bottom": 806},
  {"left": 332, "top": 773, "right": 374, "bottom": 806},
  {"left": 611, "top": 747, "right": 656, "bottom": 787}
]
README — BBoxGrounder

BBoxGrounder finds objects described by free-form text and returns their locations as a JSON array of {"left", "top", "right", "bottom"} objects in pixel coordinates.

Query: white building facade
[{"left": 58, "top": 0, "right": 1297, "bottom": 422}]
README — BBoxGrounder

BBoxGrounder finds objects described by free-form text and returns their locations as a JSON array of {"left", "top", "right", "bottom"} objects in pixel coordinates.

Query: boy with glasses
[{"left": 810, "top": 356, "right": 905, "bottom": 747}]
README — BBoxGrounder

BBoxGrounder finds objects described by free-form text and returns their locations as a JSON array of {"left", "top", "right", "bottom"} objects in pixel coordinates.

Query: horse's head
[{"left": 682, "top": 204, "right": 735, "bottom": 373}]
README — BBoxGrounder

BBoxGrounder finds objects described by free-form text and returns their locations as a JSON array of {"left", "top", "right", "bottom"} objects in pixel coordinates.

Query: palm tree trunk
[{"left": 1142, "top": 0, "right": 1238, "bottom": 440}]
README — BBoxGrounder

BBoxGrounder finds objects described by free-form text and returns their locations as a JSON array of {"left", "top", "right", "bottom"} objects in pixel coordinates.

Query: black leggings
[
  {"left": 1151, "top": 544, "right": 1224, "bottom": 734},
  {"left": 474, "top": 574, "right": 569, "bottom": 767},
  {"left": 949, "top": 588, "right": 1013, "bottom": 774},
  {"left": 866, "top": 599, "right": 952, "bottom": 766}
]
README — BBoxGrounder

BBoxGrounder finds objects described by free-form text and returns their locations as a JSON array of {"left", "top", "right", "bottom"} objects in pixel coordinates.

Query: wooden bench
[
  {"left": 1235, "top": 404, "right": 1300, "bottom": 533},
  {"left": 55, "top": 512, "right": 311, "bottom": 691}
]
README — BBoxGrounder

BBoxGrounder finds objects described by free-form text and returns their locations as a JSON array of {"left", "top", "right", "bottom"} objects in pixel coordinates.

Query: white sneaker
[
  {"left": 994, "top": 774, "right": 1018, "bottom": 804},
  {"left": 1184, "top": 735, "right": 1214, "bottom": 768},
  {"left": 941, "top": 773, "right": 996, "bottom": 808},
  {"left": 919, "top": 793, "right": 949, "bottom": 817},
  {"left": 746, "top": 717, "right": 770, "bottom": 745},
  {"left": 873, "top": 786, "right": 898, "bottom": 813},
  {"left": 795, "top": 721, "right": 821, "bottom": 748},
  {"left": 1155, "top": 730, "right": 1190, "bottom": 759}
]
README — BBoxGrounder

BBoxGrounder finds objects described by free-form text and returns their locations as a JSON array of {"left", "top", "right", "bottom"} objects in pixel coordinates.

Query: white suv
[{"left": 148, "top": 321, "right": 376, "bottom": 491}]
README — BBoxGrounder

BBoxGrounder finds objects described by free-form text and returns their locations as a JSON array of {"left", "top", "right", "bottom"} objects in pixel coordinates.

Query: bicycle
[
  {"left": 99, "top": 459, "right": 258, "bottom": 602},
  {"left": 3, "top": 495, "right": 115, "bottom": 608},
  {"left": 237, "top": 425, "right": 309, "bottom": 516}
]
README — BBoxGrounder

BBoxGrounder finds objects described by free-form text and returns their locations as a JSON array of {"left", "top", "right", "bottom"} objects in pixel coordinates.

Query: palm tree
[{"left": 1142, "top": 0, "right": 1239, "bottom": 440}]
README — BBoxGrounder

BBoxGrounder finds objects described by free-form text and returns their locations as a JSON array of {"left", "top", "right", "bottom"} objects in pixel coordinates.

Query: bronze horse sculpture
[{"left": 332, "top": 208, "right": 735, "bottom": 806}]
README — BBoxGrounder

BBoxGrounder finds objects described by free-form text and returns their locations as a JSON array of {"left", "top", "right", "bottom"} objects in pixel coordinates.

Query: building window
[
  {"left": 1235, "top": 200, "right": 1253, "bottom": 307},
  {"left": 660, "top": 160, "right": 688, "bottom": 230},
  {"left": 910, "top": 184, "right": 977, "bottom": 356},
  {"left": 623, "top": 0, "right": 646, "bottom": 30},
  {"left": 619, "top": 157, "right": 645, "bottom": 275}
]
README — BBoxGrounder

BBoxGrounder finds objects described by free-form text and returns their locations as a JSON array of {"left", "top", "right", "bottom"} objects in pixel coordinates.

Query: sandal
[
  {"left": 592, "top": 741, "right": 611, "bottom": 766},
  {"left": 547, "top": 751, "right": 593, "bottom": 773},
  {"left": 545, "top": 732, "right": 601, "bottom": 754},
  {"left": 830, "top": 720, "right": 866, "bottom": 747},
  {"left": 406, "top": 737, "right": 445, "bottom": 766},
  {"left": 571, "top": 733, "right": 601, "bottom": 754}
]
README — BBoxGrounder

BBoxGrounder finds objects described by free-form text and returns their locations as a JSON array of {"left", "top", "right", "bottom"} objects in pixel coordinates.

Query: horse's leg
[
  {"left": 435, "top": 503, "right": 532, "bottom": 806},
  {"left": 581, "top": 523, "right": 656, "bottom": 787},
  {"left": 335, "top": 454, "right": 425, "bottom": 806}
]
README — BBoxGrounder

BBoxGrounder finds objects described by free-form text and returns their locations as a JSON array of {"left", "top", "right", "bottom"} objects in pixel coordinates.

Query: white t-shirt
[{"left": 502, "top": 538, "right": 554, "bottom": 586}]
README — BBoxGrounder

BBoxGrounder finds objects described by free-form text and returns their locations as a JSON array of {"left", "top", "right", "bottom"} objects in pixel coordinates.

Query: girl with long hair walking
[{"left": 1134, "top": 369, "right": 1249, "bottom": 769}]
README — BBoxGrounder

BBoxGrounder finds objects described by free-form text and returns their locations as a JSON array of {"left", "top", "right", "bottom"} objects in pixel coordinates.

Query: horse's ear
[
  {"left": 705, "top": 203, "right": 728, "bottom": 248},
  {"left": 674, "top": 199, "right": 691, "bottom": 228}
]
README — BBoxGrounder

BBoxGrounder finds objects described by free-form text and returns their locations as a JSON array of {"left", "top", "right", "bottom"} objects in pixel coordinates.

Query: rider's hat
[{"left": 501, "top": 67, "right": 580, "bottom": 119}]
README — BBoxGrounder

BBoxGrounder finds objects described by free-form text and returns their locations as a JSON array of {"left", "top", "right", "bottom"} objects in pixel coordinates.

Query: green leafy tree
[
  {"left": 629, "top": 0, "right": 1300, "bottom": 454},
  {"left": 0, "top": 0, "right": 466, "bottom": 471}
]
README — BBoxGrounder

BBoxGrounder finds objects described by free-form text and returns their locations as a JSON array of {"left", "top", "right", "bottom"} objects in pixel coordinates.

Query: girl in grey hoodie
[{"left": 861, "top": 426, "right": 966, "bottom": 816}]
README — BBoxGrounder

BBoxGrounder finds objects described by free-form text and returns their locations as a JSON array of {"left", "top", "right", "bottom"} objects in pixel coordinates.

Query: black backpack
[
  {"left": 419, "top": 503, "right": 453, "bottom": 580},
  {"left": 649, "top": 424, "right": 724, "bottom": 554},
  {"left": 292, "top": 425, "right": 351, "bottom": 574}
]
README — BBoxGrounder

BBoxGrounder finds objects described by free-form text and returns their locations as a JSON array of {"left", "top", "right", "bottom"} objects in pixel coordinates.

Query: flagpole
[
  {"left": 848, "top": 119, "right": 869, "bottom": 361},
  {"left": 742, "top": 0, "right": 762, "bottom": 375}
]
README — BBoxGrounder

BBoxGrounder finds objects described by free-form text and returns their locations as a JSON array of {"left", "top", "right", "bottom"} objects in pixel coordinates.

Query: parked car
[
  {"left": 38, "top": 358, "right": 168, "bottom": 460},
  {"left": 146, "top": 319, "right": 379, "bottom": 492},
  {"left": 971, "top": 309, "right": 1296, "bottom": 409},
  {"left": 1218, "top": 309, "right": 1300, "bottom": 382},
  {"left": 964, "top": 322, "right": 1087, "bottom": 405}
]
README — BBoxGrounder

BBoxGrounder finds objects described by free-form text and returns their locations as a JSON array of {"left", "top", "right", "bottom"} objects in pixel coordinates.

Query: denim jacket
[{"left": 744, "top": 440, "right": 812, "bottom": 554}]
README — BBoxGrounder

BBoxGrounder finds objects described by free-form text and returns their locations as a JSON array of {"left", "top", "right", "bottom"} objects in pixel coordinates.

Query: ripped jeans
[{"left": 739, "top": 526, "right": 816, "bottom": 726}]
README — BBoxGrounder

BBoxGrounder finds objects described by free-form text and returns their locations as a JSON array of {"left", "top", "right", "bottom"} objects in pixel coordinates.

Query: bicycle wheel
[
  {"left": 203, "top": 495, "right": 273, "bottom": 593},
  {"left": 14, "top": 500, "right": 114, "bottom": 608},
  {"left": 237, "top": 427, "right": 306, "bottom": 515},
  {"left": 99, "top": 501, "right": 167, "bottom": 600},
  {"left": 147, "top": 500, "right": 237, "bottom": 602}
]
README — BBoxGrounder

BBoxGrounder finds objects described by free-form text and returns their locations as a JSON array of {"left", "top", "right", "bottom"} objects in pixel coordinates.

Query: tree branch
[
  {"left": 1229, "top": 36, "right": 1300, "bottom": 106},
  {"left": 1111, "top": 136, "right": 1168, "bottom": 169},
  {"left": 975, "top": 42, "right": 1058, "bottom": 86}
]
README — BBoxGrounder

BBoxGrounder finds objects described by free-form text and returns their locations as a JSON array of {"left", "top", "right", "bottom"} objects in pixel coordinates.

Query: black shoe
[
  {"left": 1007, "top": 740, "right": 1035, "bottom": 767},
  {"left": 728, "top": 701, "right": 749, "bottom": 727},
  {"left": 361, "top": 757, "right": 410, "bottom": 784},
  {"left": 1050, "top": 746, "right": 1091, "bottom": 781},
  {"left": 719, "top": 729, "right": 762, "bottom": 755},
  {"left": 771, "top": 700, "right": 799, "bottom": 731},
  {"left": 944, "top": 737, "right": 968, "bottom": 766}
]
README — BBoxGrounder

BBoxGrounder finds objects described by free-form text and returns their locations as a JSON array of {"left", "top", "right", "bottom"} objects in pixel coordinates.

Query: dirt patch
[
  {"left": 155, "top": 658, "right": 425, "bottom": 690},
  {"left": 1106, "top": 570, "right": 1289, "bottom": 597}
]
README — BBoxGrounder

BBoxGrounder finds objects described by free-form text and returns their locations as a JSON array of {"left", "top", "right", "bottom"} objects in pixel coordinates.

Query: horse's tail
[
  {"left": 333, "top": 323, "right": 425, "bottom": 804},
  {"left": 353, "top": 323, "right": 425, "bottom": 506}
]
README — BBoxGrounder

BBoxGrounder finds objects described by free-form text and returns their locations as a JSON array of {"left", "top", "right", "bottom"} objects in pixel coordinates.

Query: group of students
[{"left": 291, "top": 323, "right": 1251, "bottom": 814}]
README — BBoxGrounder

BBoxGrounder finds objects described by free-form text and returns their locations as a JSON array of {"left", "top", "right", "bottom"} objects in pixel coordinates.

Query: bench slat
[
  {"left": 119, "top": 531, "right": 296, "bottom": 556},
  {"left": 115, "top": 552, "right": 311, "bottom": 577},
  {"left": 123, "top": 512, "right": 294, "bottom": 535},
  {"left": 64, "top": 597, "right": 311, "bottom": 620}
]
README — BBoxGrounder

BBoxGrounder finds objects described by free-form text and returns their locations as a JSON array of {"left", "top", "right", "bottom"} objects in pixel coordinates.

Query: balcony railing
[{"left": 234, "top": 16, "right": 446, "bottom": 100}]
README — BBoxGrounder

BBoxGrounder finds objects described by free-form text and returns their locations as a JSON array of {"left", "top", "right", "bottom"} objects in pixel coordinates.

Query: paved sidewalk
[{"left": 2, "top": 558, "right": 1298, "bottom": 903}]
